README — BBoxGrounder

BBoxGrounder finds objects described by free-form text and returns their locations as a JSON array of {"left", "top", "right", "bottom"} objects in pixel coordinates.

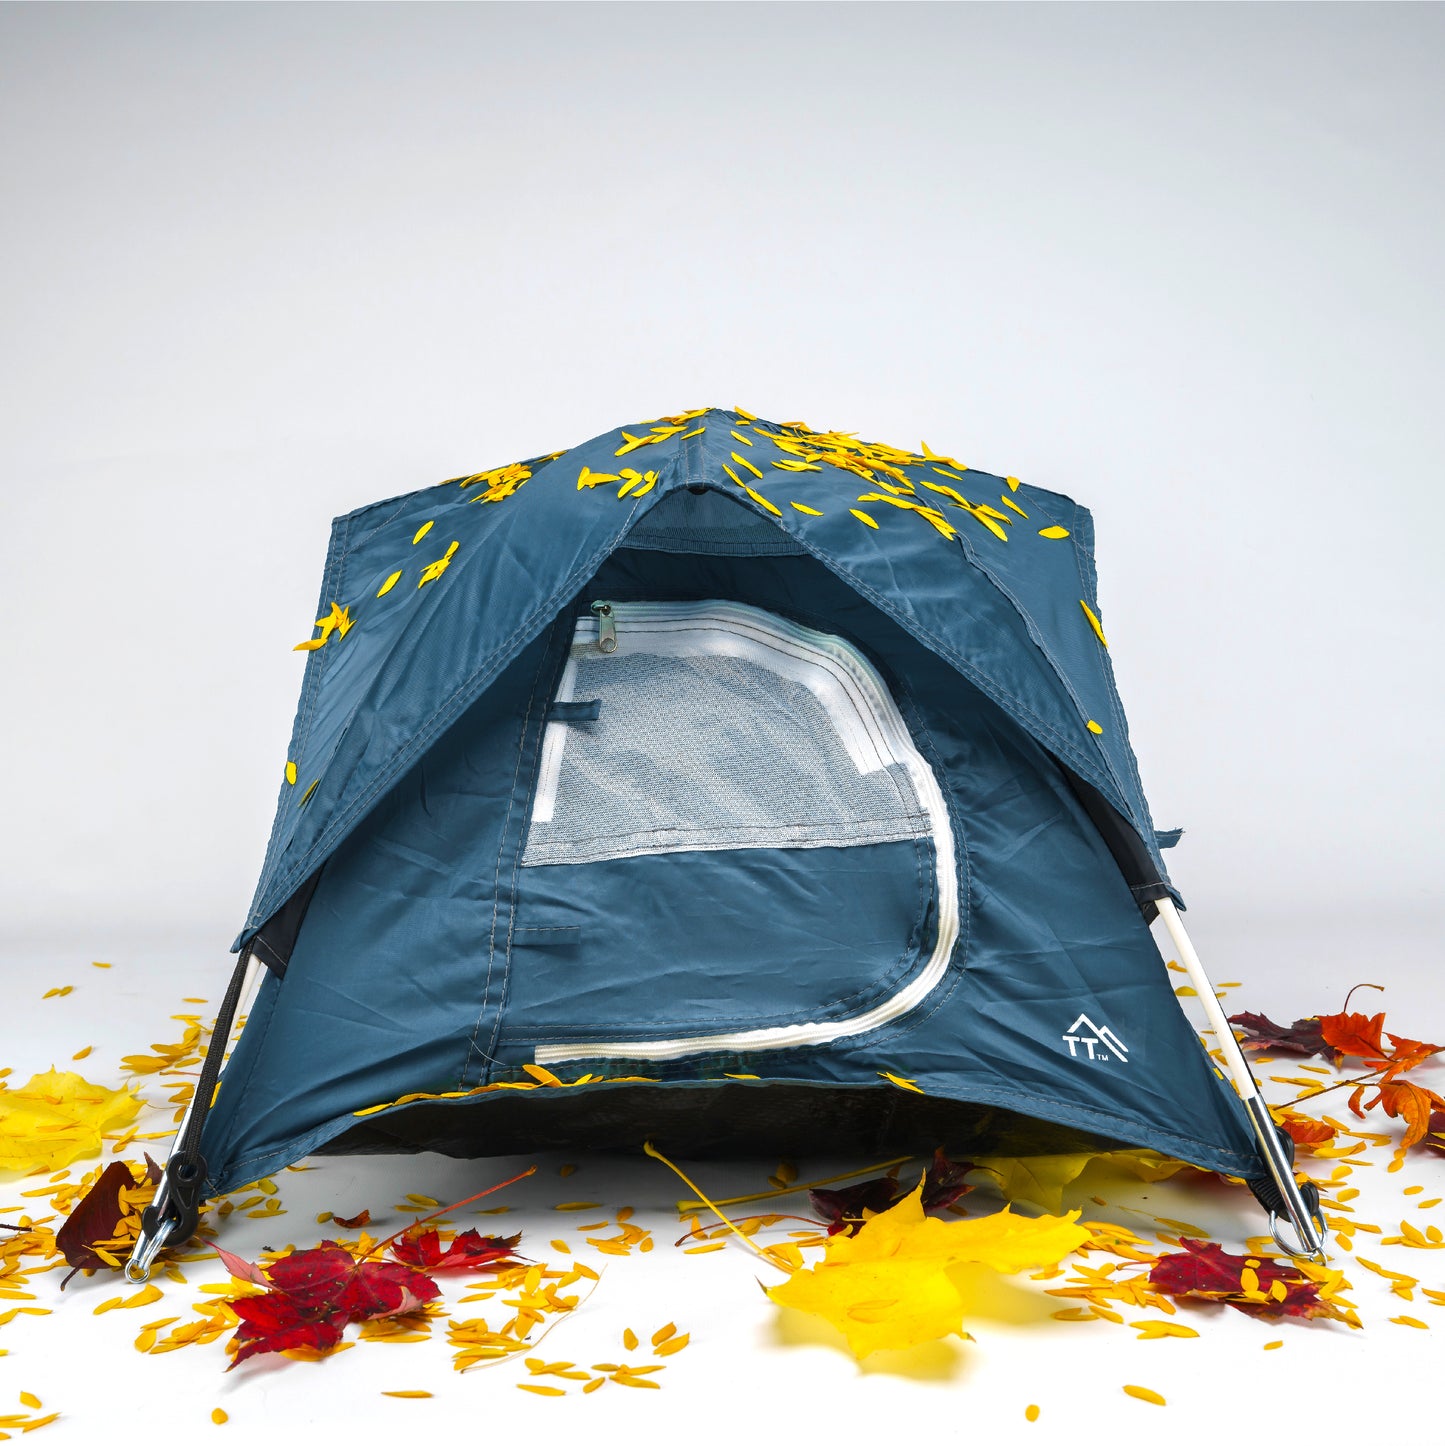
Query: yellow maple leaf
[
  {"left": 0, "top": 1069, "right": 142, "bottom": 1173},
  {"left": 971, "top": 1149, "right": 1186, "bottom": 1213},
  {"left": 767, "top": 1182, "right": 1088, "bottom": 1358}
]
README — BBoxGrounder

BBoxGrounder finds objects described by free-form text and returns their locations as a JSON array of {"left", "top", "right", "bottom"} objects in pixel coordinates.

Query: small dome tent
[{"left": 131, "top": 407, "right": 1323, "bottom": 1277}]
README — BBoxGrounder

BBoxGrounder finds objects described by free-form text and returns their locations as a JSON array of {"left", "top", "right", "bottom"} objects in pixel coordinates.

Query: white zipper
[{"left": 533, "top": 599, "right": 959, "bottom": 1065}]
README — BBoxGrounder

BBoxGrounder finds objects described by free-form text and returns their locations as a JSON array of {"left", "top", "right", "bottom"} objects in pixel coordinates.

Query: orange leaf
[{"left": 1318, "top": 1011, "right": 1387, "bottom": 1063}]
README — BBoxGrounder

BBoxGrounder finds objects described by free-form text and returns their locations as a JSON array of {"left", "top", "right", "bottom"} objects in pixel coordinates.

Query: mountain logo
[{"left": 1062, "top": 1014, "right": 1129, "bottom": 1063}]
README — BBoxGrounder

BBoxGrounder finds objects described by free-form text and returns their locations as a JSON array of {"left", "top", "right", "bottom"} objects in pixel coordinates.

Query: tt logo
[{"left": 1063, "top": 1014, "right": 1129, "bottom": 1063}]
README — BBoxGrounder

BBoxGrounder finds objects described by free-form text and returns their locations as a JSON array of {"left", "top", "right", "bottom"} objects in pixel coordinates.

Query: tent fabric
[{"left": 201, "top": 407, "right": 1265, "bottom": 1199}]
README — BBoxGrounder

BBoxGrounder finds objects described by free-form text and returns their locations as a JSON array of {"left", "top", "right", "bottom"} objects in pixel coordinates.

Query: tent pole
[{"left": 1152, "top": 897, "right": 1326, "bottom": 1262}]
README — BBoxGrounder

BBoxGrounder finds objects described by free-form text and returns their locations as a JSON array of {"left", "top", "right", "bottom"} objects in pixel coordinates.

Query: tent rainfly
[{"left": 129, "top": 407, "right": 1325, "bottom": 1278}]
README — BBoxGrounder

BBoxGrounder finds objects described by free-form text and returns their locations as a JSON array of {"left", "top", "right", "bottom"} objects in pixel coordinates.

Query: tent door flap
[{"left": 500, "top": 599, "right": 961, "bottom": 1063}]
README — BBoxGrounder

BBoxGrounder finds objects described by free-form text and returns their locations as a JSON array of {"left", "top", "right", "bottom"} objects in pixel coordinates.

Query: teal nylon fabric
[{"left": 240, "top": 409, "right": 1167, "bottom": 949}]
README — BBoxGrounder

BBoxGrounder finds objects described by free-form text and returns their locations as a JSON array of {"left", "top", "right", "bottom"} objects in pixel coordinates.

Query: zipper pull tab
[{"left": 590, "top": 600, "right": 617, "bottom": 654}]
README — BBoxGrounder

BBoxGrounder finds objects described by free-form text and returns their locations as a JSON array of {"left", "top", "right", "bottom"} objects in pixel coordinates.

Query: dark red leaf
[
  {"left": 810, "top": 1177, "right": 906, "bottom": 1236},
  {"left": 1227, "top": 1012, "right": 1333, "bottom": 1060},
  {"left": 56, "top": 1157, "right": 161, "bottom": 1283},
  {"left": 810, "top": 1153, "right": 975, "bottom": 1235},
  {"left": 919, "top": 1148, "right": 975, "bottom": 1212},
  {"left": 332, "top": 1209, "right": 371, "bottom": 1230},
  {"left": 1149, "top": 1238, "right": 1347, "bottom": 1322},
  {"left": 1423, "top": 1109, "right": 1445, "bottom": 1157}
]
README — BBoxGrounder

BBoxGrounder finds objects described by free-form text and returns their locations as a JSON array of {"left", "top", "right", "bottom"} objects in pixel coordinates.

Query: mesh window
[{"left": 522, "top": 628, "right": 929, "bottom": 868}]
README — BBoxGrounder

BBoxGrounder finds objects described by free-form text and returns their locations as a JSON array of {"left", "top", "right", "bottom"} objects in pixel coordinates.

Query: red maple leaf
[
  {"left": 225, "top": 1244, "right": 440, "bottom": 1368},
  {"left": 1227, "top": 1012, "right": 1333, "bottom": 1060},
  {"left": 1149, "top": 1239, "right": 1347, "bottom": 1322},
  {"left": 391, "top": 1227, "right": 520, "bottom": 1272}
]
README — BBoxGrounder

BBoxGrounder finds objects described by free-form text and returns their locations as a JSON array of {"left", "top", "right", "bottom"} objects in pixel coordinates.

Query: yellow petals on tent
[
  {"left": 417, "top": 542, "right": 459, "bottom": 588},
  {"left": 1081, "top": 600, "right": 1108, "bottom": 648},
  {"left": 294, "top": 602, "right": 354, "bottom": 652},
  {"left": 412, "top": 520, "right": 434, "bottom": 545},
  {"left": 376, "top": 571, "right": 402, "bottom": 597},
  {"left": 850, "top": 509, "right": 879, "bottom": 529},
  {"left": 285, "top": 761, "right": 297, "bottom": 786},
  {"left": 1039, "top": 525, "right": 1071, "bottom": 539},
  {"left": 0, "top": 1069, "right": 141, "bottom": 1172},
  {"left": 577, "top": 466, "right": 620, "bottom": 490}
]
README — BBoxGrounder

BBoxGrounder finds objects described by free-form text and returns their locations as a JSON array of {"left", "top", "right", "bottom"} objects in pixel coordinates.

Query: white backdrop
[
  {"left": 2, "top": 7, "right": 1443, "bottom": 1439},
  {"left": 2, "top": 3, "right": 1442, "bottom": 948}
]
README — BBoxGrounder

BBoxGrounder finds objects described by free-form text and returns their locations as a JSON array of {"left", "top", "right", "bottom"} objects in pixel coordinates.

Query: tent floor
[{"left": 319, "top": 1081, "right": 1132, "bottom": 1164}]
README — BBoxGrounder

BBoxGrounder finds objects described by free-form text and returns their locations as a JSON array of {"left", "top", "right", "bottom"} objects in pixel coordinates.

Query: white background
[{"left": 2, "top": 4, "right": 1442, "bottom": 1441}]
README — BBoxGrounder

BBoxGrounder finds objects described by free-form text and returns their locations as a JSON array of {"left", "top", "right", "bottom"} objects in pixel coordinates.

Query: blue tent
[{"left": 132, "top": 407, "right": 1323, "bottom": 1273}]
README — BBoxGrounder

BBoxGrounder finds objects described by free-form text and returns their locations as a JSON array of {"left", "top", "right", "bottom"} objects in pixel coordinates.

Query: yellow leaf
[
  {"left": 412, "top": 521, "right": 434, "bottom": 545},
  {"left": 377, "top": 571, "right": 402, "bottom": 597},
  {"left": 767, "top": 1183, "right": 1088, "bottom": 1358},
  {"left": 0, "top": 1070, "right": 142, "bottom": 1173},
  {"left": 1038, "top": 525, "right": 1071, "bottom": 540},
  {"left": 285, "top": 761, "right": 297, "bottom": 786},
  {"left": 1080, "top": 600, "right": 1108, "bottom": 648},
  {"left": 971, "top": 1149, "right": 1186, "bottom": 1213}
]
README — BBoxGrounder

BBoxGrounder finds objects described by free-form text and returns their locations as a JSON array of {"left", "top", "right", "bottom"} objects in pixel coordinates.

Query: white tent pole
[
  {"left": 1153, "top": 897, "right": 1258, "bottom": 1101},
  {"left": 1151, "top": 896, "right": 1326, "bottom": 1261}
]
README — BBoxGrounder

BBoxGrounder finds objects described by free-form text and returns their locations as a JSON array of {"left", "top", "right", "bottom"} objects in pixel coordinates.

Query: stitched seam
[{"left": 461, "top": 619, "right": 562, "bottom": 1086}]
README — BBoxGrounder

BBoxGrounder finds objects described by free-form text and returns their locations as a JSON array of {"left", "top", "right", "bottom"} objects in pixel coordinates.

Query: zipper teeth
[{"left": 535, "top": 600, "right": 959, "bottom": 1066}]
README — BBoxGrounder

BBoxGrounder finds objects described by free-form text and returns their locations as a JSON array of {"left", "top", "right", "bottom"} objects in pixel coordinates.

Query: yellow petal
[
  {"left": 1005, "top": 476, "right": 1021, "bottom": 491},
  {"left": 1123, "top": 1386, "right": 1166, "bottom": 1406},
  {"left": 790, "top": 502, "right": 823, "bottom": 516},
  {"left": 1080, "top": 600, "right": 1108, "bottom": 648},
  {"left": 850, "top": 509, "right": 879, "bottom": 529},
  {"left": 742, "top": 485, "right": 783, "bottom": 517},
  {"left": 1038, "top": 525, "right": 1070, "bottom": 539},
  {"left": 412, "top": 521, "right": 434, "bottom": 545},
  {"left": 1000, "top": 496, "right": 1029, "bottom": 518},
  {"left": 285, "top": 761, "right": 297, "bottom": 786},
  {"left": 377, "top": 571, "right": 402, "bottom": 597},
  {"left": 1086, "top": 720, "right": 1104, "bottom": 735}
]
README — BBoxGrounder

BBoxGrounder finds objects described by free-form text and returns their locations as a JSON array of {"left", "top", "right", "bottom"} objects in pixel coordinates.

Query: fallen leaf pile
[{"left": 1, "top": 963, "right": 1442, "bottom": 1434}]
